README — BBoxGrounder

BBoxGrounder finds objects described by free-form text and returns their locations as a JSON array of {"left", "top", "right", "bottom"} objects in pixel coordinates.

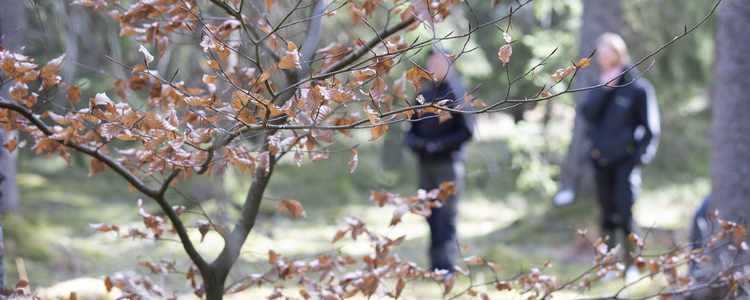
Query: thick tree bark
[
  {"left": 693, "top": 0, "right": 750, "bottom": 298},
  {"left": 557, "top": 0, "right": 622, "bottom": 200}
]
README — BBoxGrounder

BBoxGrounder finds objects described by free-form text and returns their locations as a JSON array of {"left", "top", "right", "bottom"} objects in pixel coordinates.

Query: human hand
[
  {"left": 425, "top": 141, "right": 444, "bottom": 154},
  {"left": 599, "top": 68, "right": 622, "bottom": 89},
  {"left": 406, "top": 137, "right": 426, "bottom": 152}
]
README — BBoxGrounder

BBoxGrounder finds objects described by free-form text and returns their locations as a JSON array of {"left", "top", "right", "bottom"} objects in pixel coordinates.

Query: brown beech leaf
[
  {"left": 364, "top": 101, "right": 388, "bottom": 141},
  {"left": 104, "top": 276, "right": 113, "bottom": 292},
  {"left": 481, "top": 292, "right": 490, "bottom": 300},
  {"left": 202, "top": 75, "right": 217, "bottom": 84},
  {"left": 16, "top": 280, "right": 29, "bottom": 288},
  {"left": 498, "top": 44, "right": 512, "bottom": 66},
  {"left": 257, "top": 151, "right": 270, "bottom": 176},
  {"left": 396, "top": 278, "right": 405, "bottom": 298},
  {"left": 294, "top": 147, "right": 303, "bottom": 168},
  {"left": 205, "top": 60, "right": 219, "bottom": 69},
  {"left": 487, "top": 262, "right": 504, "bottom": 270},
  {"left": 370, "top": 124, "right": 388, "bottom": 141},
  {"left": 40, "top": 53, "right": 66, "bottom": 89},
  {"left": 278, "top": 49, "right": 301, "bottom": 70},
  {"left": 89, "top": 223, "right": 112, "bottom": 232},
  {"left": 443, "top": 274, "right": 455, "bottom": 295},
  {"left": 494, "top": 280, "right": 512, "bottom": 291},
  {"left": 463, "top": 255, "right": 484, "bottom": 265},
  {"left": 332, "top": 229, "right": 347, "bottom": 243},
  {"left": 264, "top": 0, "right": 275, "bottom": 12},
  {"left": 67, "top": 85, "right": 81, "bottom": 107},
  {"left": 157, "top": 35, "right": 168, "bottom": 60},
  {"left": 350, "top": 68, "right": 376, "bottom": 82},
  {"left": 3, "top": 136, "right": 17, "bottom": 154},
  {"left": 369, "top": 76, "right": 387, "bottom": 104},
  {"left": 312, "top": 148, "right": 329, "bottom": 162},
  {"left": 718, "top": 218, "right": 733, "bottom": 230},
  {"left": 89, "top": 158, "right": 106, "bottom": 177},
  {"left": 139, "top": 45, "right": 154, "bottom": 63},
  {"left": 405, "top": 67, "right": 434, "bottom": 93},
  {"left": 278, "top": 199, "right": 306, "bottom": 218},
  {"left": 196, "top": 220, "right": 210, "bottom": 242},
  {"left": 577, "top": 58, "right": 591, "bottom": 68},
  {"left": 267, "top": 130, "right": 283, "bottom": 155},
  {"left": 348, "top": 149, "right": 358, "bottom": 173},
  {"left": 734, "top": 224, "right": 746, "bottom": 246},
  {"left": 259, "top": 64, "right": 278, "bottom": 83}
]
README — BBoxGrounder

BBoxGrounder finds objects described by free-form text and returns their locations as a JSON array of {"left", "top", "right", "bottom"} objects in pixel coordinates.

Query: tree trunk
[
  {"left": 693, "top": 1, "right": 750, "bottom": 298},
  {"left": 0, "top": 0, "right": 23, "bottom": 215},
  {"left": 0, "top": 1, "right": 26, "bottom": 288},
  {"left": 556, "top": 0, "right": 622, "bottom": 200}
]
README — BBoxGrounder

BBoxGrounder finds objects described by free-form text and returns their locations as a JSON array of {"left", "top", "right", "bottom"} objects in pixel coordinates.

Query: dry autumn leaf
[
  {"left": 369, "top": 76, "right": 387, "bottom": 104},
  {"left": 577, "top": 58, "right": 591, "bottom": 68},
  {"left": 498, "top": 44, "right": 512, "bottom": 66},
  {"left": 463, "top": 255, "right": 484, "bottom": 265},
  {"left": 88, "top": 158, "right": 106, "bottom": 177},
  {"left": 349, "top": 149, "right": 358, "bottom": 173},
  {"left": 203, "top": 75, "right": 217, "bottom": 84},
  {"left": 205, "top": 60, "right": 219, "bottom": 69},
  {"left": 40, "top": 53, "right": 66, "bottom": 89},
  {"left": 264, "top": 0, "right": 275, "bottom": 12},
  {"left": 312, "top": 148, "right": 329, "bottom": 162},
  {"left": 67, "top": 85, "right": 81, "bottom": 107},
  {"left": 278, "top": 199, "right": 307, "bottom": 218},
  {"left": 405, "top": 67, "right": 434, "bottom": 93},
  {"left": 332, "top": 230, "right": 347, "bottom": 243},
  {"left": 196, "top": 220, "right": 211, "bottom": 242},
  {"left": 279, "top": 49, "right": 301, "bottom": 70},
  {"left": 139, "top": 45, "right": 154, "bottom": 63},
  {"left": 3, "top": 136, "right": 17, "bottom": 154},
  {"left": 443, "top": 274, "right": 455, "bottom": 295},
  {"left": 733, "top": 224, "right": 746, "bottom": 246}
]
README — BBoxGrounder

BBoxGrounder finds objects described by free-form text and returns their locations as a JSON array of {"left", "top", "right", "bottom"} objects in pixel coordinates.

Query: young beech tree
[{"left": 0, "top": 0, "right": 738, "bottom": 299}]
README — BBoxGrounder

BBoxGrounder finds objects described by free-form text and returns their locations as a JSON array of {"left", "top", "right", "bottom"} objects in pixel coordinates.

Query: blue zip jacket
[
  {"left": 405, "top": 81, "right": 474, "bottom": 163},
  {"left": 582, "top": 68, "right": 660, "bottom": 167}
]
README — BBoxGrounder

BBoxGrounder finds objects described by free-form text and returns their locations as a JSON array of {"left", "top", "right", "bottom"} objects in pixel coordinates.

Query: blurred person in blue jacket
[
  {"left": 405, "top": 48, "right": 474, "bottom": 273},
  {"left": 583, "top": 33, "right": 660, "bottom": 260}
]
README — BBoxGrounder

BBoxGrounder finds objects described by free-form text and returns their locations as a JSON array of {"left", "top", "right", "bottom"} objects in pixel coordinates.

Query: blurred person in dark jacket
[
  {"left": 583, "top": 33, "right": 660, "bottom": 266},
  {"left": 405, "top": 49, "right": 474, "bottom": 273}
]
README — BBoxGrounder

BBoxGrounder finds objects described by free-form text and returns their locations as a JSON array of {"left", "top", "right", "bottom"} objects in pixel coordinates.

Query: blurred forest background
[{"left": 0, "top": 0, "right": 718, "bottom": 298}]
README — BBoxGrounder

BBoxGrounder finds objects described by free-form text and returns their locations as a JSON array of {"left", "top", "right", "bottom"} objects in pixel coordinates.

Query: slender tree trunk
[
  {"left": 0, "top": 0, "right": 22, "bottom": 215},
  {"left": 557, "top": 0, "right": 622, "bottom": 200},
  {"left": 0, "top": 1, "right": 26, "bottom": 288},
  {"left": 693, "top": 1, "right": 750, "bottom": 298}
]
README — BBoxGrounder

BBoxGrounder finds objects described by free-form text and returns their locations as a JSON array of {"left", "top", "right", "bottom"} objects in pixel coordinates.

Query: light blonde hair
[{"left": 597, "top": 32, "right": 631, "bottom": 65}]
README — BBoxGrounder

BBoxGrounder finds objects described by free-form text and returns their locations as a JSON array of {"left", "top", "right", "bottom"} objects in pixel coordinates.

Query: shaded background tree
[{"left": 691, "top": 0, "right": 750, "bottom": 298}]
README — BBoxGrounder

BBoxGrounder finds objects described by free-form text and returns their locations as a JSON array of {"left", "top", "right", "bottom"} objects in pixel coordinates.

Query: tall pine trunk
[{"left": 557, "top": 0, "right": 622, "bottom": 200}]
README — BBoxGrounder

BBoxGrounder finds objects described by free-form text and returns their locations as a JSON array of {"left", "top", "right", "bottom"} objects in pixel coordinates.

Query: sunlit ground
[{"left": 4, "top": 111, "right": 711, "bottom": 299}]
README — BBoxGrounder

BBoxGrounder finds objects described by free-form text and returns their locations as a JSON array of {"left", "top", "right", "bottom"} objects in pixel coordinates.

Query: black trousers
[
  {"left": 595, "top": 161, "right": 641, "bottom": 248},
  {"left": 418, "top": 160, "right": 464, "bottom": 272}
]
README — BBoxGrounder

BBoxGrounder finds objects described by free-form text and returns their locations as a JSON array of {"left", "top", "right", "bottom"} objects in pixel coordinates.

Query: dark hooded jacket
[
  {"left": 582, "top": 68, "right": 660, "bottom": 167},
  {"left": 405, "top": 80, "right": 474, "bottom": 163}
]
